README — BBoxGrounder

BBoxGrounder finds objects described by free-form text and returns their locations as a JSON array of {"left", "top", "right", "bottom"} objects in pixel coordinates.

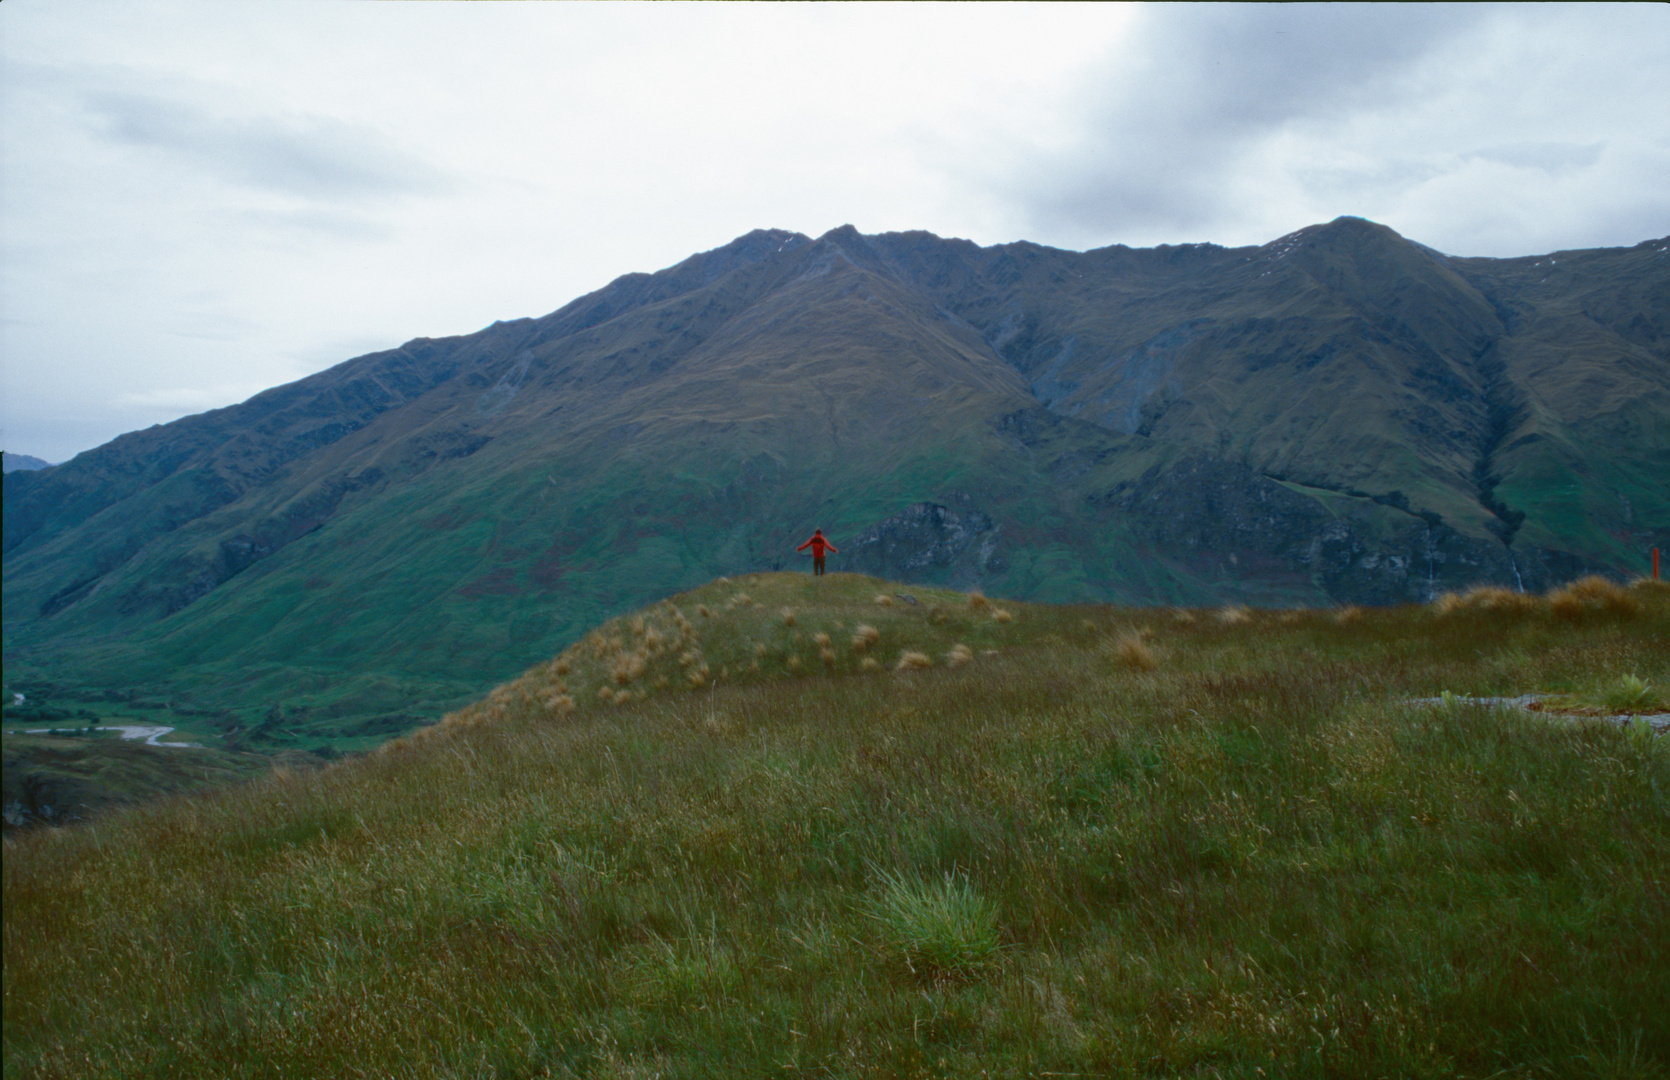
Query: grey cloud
[
  {"left": 80, "top": 88, "right": 451, "bottom": 203},
  {"left": 1019, "top": 5, "right": 1489, "bottom": 238},
  {"left": 1472, "top": 142, "right": 1605, "bottom": 176}
]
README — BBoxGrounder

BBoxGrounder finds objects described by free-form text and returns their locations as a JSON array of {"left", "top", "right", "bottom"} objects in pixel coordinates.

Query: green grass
[
  {"left": 1, "top": 734, "right": 306, "bottom": 829},
  {"left": 4, "top": 573, "right": 1668, "bottom": 1078}
]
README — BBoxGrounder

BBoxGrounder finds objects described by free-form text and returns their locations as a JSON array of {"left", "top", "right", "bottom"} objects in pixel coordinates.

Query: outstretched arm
[{"left": 795, "top": 538, "right": 812, "bottom": 552}]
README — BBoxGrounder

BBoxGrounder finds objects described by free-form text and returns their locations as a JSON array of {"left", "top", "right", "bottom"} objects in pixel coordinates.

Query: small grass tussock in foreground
[
  {"left": 868, "top": 867, "right": 1001, "bottom": 978},
  {"left": 4, "top": 571, "right": 1668, "bottom": 1078},
  {"left": 1109, "top": 630, "right": 1159, "bottom": 671}
]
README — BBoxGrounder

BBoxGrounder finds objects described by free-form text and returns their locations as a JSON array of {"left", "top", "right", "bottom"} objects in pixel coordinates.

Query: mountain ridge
[{"left": 4, "top": 218, "right": 1665, "bottom": 745}]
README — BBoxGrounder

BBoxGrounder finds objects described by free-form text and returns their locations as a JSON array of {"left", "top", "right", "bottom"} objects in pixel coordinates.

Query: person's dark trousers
[{"left": 814, "top": 556, "right": 826, "bottom": 575}]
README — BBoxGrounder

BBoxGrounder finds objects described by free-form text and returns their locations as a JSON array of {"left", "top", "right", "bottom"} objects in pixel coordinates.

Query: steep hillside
[{"left": 4, "top": 221, "right": 1665, "bottom": 739}]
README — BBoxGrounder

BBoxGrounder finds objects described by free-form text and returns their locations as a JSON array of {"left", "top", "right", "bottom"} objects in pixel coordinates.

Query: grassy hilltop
[{"left": 4, "top": 573, "right": 1669, "bottom": 1078}]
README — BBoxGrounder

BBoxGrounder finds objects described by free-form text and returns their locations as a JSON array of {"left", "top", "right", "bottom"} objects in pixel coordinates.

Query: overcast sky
[{"left": 3, "top": 1, "right": 1667, "bottom": 464}]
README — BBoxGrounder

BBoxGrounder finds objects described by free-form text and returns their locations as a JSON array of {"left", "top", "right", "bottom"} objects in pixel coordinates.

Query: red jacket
[{"left": 797, "top": 532, "right": 837, "bottom": 557}]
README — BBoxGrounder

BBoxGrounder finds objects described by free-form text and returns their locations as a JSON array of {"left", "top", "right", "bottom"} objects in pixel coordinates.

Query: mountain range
[{"left": 4, "top": 217, "right": 1666, "bottom": 745}]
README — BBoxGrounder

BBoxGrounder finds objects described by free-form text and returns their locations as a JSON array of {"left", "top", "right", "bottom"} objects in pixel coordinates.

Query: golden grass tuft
[
  {"left": 1172, "top": 608, "right": 1197, "bottom": 626},
  {"left": 813, "top": 632, "right": 831, "bottom": 648},
  {"left": 1335, "top": 605, "right": 1364, "bottom": 626},
  {"left": 850, "top": 624, "right": 881, "bottom": 652},
  {"left": 992, "top": 608, "right": 1013, "bottom": 624},
  {"left": 687, "top": 670, "right": 706, "bottom": 688},
  {"left": 1216, "top": 605, "right": 1251, "bottom": 626},
  {"left": 1111, "top": 632, "right": 1158, "bottom": 672},
  {"left": 1434, "top": 585, "right": 1538, "bottom": 615},
  {"left": 895, "top": 650, "right": 933, "bottom": 671},
  {"left": 945, "top": 643, "right": 973, "bottom": 668},
  {"left": 786, "top": 655, "right": 803, "bottom": 672},
  {"left": 874, "top": 594, "right": 894, "bottom": 607},
  {"left": 753, "top": 641, "right": 769, "bottom": 658},
  {"left": 782, "top": 607, "right": 797, "bottom": 626},
  {"left": 820, "top": 647, "right": 837, "bottom": 666},
  {"left": 612, "top": 652, "right": 648, "bottom": 685},
  {"left": 1549, "top": 575, "right": 1638, "bottom": 619},
  {"left": 968, "top": 591, "right": 990, "bottom": 611},
  {"left": 860, "top": 657, "right": 881, "bottom": 672}
]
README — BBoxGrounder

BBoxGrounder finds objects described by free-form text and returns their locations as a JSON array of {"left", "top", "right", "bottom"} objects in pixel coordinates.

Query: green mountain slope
[{"left": 4, "top": 221, "right": 1665, "bottom": 740}]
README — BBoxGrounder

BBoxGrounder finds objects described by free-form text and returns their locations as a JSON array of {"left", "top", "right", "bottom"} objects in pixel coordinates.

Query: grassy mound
[{"left": 4, "top": 574, "right": 1667, "bottom": 1078}]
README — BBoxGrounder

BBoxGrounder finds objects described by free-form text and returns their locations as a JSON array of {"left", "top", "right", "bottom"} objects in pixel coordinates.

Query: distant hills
[
  {"left": 2, "top": 453, "right": 53, "bottom": 474},
  {"left": 4, "top": 218, "right": 1666, "bottom": 744}
]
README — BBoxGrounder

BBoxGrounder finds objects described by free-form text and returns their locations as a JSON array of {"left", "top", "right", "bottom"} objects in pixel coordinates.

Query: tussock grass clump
[
  {"left": 991, "top": 608, "right": 1013, "bottom": 623},
  {"left": 895, "top": 650, "right": 933, "bottom": 671},
  {"left": 1334, "top": 604, "right": 1364, "bottom": 625},
  {"left": 1549, "top": 574, "right": 1639, "bottom": 619},
  {"left": 1110, "top": 631, "right": 1158, "bottom": 671},
  {"left": 944, "top": 643, "right": 973, "bottom": 668},
  {"left": 1434, "top": 584, "right": 1539, "bottom": 615},
  {"left": 850, "top": 624, "right": 880, "bottom": 652},
  {"left": 1604, "top": 674, "right": 1663, "bottom": 713},
  {"left": 874, "top": 593, "right": 894, "bottom": 606},
  {"left": 869, "top": 868, "right": 1000, "bottom": 978},
  {"left": 1217, "top": 604, "right": 1251, "bottom": 625},
  {"left": 968, "top": 591, "right": 990, "bottom": 611}
]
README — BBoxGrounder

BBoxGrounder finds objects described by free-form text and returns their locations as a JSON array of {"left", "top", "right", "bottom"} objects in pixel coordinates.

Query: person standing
[{"left": 796, "top": 529, "right": 838, "bottom": 576}]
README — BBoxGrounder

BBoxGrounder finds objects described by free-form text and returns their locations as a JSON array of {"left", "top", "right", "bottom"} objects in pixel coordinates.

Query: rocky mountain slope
[{"left": 4, "top": 219, "right": 1665, "bottom": 741}]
